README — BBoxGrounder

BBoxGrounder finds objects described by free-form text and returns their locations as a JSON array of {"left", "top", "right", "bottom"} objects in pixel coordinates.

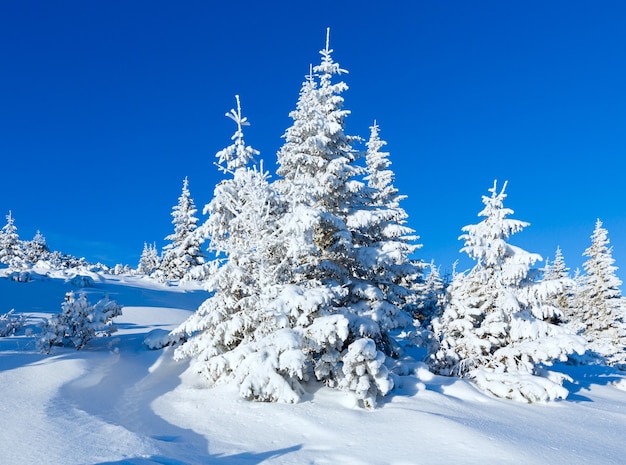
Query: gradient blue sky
[{"left": 2, "top": 1, "right": 625, "bottom": 280}]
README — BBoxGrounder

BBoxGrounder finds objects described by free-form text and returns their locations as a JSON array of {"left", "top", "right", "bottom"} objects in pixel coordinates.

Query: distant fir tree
[
  {"left": 137, "top": 242, "right": 160, "bottom": 276},
  {"left": 23, "top": 230, "right": 50, "bottom": 265},
  {"left": 574, "top": 219, "right": 626, "bottom": 368},
  {"left": 541, "top": 246, "right": 573, "bottom": 324},
  {"left": 416, "top": 261, "right": 446, "bottom": 327},
  {"left": 429, "top": 181, "right": 585, "bottom": 402},
  {"left": 0, "top": 211, "right": 26, "bottom": 269},
  {"left": 172, "top": 96, "right": 293, "bottom": 402},
  {"left": 160, "top": 177, "right": 205, "bottom": 280}
]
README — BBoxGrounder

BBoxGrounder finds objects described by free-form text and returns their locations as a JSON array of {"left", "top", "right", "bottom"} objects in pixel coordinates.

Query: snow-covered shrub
[
  {"left": 0, "top": 310, "right": 26, "bottom": 337},
  {"left": 38, "top": 291, "right": 122, "bottom": 353},
  {"left": 337, "top": 338, "right": 393, "bottom": 408},
  {"left": 429, "top": 181, "right": 585, "bottom": 402},
  {"left": 69, "top": 274, "right": 95, "bottom": 287},
  {"left": 9, "top": 270, "right": 33, "bottom": 282}
]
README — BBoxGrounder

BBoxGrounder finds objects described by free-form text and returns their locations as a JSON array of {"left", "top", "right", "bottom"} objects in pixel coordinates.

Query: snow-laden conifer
[
  {"left": 270, "top": 30, "right": 404, "bottom": 407},
  {"left": 38, "top": 291, "right": 122, "bottom": 353},
  {"left": 0, "top": 211, "right": 26, "bottom": 269},
  {"left": 160, "top": 177, "right": 205, "bottom": 280},
  {"left": 416, "top": 261, "right": 446, "bottom": 327},
  {"left": 137, "top": 242, "right": 160, "bottom": 276},
  {"left": 429, "top": 181, "right": 585, "bottom": 402},
  {"left": 171, "top": 96, "right": 300, "bottom": 402},
  {"left": 574, "top": 219, "right": 626, "bottom": 367},
  {"left": 23, "top": 230, "right": 50, "bottom": 265},
  {"left": 541, "top": 246, "right": 573, "bottom": 324},
  {"left": 362, "top": 123, "right": 424, "bottom": 308}
]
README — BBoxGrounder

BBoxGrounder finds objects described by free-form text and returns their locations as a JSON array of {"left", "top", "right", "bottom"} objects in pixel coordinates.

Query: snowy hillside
[{"left": 2, "top": 270, "right": 626, "bottom": 465}]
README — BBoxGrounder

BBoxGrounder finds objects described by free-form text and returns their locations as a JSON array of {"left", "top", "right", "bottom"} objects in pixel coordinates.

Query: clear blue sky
[{"left": 2, "top": 1, "right": 625, "bottom": 280}]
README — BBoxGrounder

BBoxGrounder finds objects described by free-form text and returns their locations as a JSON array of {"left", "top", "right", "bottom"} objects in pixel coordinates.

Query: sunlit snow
[{"left": 1, "top": 269, "right": 626, "bottom": 464}]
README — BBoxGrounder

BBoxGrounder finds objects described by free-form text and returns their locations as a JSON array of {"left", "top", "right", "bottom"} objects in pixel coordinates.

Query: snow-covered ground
[{"left": 2, "top": 270, "right": 626, "bottom": 465}]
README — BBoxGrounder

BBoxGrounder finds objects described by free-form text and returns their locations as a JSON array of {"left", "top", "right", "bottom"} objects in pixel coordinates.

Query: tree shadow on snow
[
  {"left": 93, "top": 444, "right": 303, "bottom": 465},
  {"left": 46, "top": 332, "right": 303, "bottom": 465},
  {"left": 85, "top": 279, "right": 208, "bottom": 310},
  {"left": 551, "top": 361, "right": 626, "bottom": 402},
  {"left": 46, "top": 333, "right": 212, "bottom": 464}
]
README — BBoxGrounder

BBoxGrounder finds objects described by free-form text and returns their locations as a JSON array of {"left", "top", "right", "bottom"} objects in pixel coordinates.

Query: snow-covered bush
[
  {"left": 69, "top": 274, "right": 95, "bottom": 288},
  {"left": 0, "top": 310, "right": 26, "bottom": 337},
  {"left": 337, "top": 338, "right": 393, "bottom": 408},
  {"left": 38, "top": 291, "right": 122, "bottom": 353},
  {"left": 429, "top": 181, "right": 585, "bottom": 402}
]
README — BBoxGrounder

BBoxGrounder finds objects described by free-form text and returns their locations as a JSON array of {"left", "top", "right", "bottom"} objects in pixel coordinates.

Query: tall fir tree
[
  {"left": 575, "top": 219, "right": 626, "bottom": 367},
  {"left": 429, "top": 181, "right": 585, "bottom": 402},
  {"left": 269, "top": 30, "right": 406, "bottom": 407},
  {"left": 160, "top": 177, "right": 205, "bottom": 280}
]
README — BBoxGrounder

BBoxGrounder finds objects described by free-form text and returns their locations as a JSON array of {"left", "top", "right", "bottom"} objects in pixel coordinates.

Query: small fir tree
[
  {"left": 0, "top": 211, "right": 26, "bottom": 269},
  {"left": 23, "top": 230, "right": 50, "bottom": 265},
  {"left": 429, "top": 181, "right": 585, "bottom": 402},
  {"left": 160, "top": 177, "right": 205, "bottom": 280},
  {"left": 541, "top": 246, "right": 573, "bottom": 324},
  {"left": 137, "top": 242, "right": 160, "bottom": 276},
  {"left": 416, "top": 261, "right": 446, "bottom": 327}
]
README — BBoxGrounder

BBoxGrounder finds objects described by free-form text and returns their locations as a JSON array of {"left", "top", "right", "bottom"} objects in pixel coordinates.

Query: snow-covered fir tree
[
  {"left": 362, "top": 121, "right": 424, "bottom": 312},
  {"left": 542, "top": 246, "right": 572, "bottom": 324},
  {"left": 429, "top": 181, "right": 585, "bottom": 402},
  {"left": 171, "top": 96, "right": 296, "bottom": 402},
  {"left": 268, "top": 30, "right": 412, "bottom": 407},
  {"left": 160, "top": 177, "right": 205, "bottom": 280},
  {"left": 137, "top": 242, "right": 160, "bottom": 276},
  {"left": 416, "top": 261, "right": 446, "bottom": 327},
  {"left": 0, "top": 211, "right": 26, "bottom": 269},
  {"left": 23, "top": 230, "right": 50, "bottom": 265},
  {"left": 38, "top": 291, "right": 122, "bottom": 353},
  {"left": 574, "top": 219, "right": 626, "bottom": 367}
]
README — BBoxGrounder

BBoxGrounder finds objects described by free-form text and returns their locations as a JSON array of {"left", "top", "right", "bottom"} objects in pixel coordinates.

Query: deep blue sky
[{"left": 2, "top": 1, "right": 625, "bottom": 280}]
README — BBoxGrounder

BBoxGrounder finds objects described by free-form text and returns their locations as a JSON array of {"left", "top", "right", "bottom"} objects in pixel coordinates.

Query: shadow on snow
[{"left": 92, "top": 444, "right": 303, "bottom": 465}]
